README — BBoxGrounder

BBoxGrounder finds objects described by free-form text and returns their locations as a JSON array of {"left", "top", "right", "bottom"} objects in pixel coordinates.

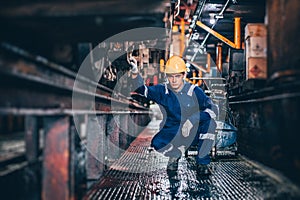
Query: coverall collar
[{"left": 167, "top": 81, "right": 190, "bottom": 94}]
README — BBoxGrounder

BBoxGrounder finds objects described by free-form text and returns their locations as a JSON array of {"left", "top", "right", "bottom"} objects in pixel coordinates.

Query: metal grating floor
[{"left": 83, "top": 120, "right": 300, "bottom": 200}]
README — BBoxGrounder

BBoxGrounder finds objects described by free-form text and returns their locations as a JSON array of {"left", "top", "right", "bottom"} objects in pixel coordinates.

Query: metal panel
[
  {"left": 42, "top": 116, "right": 71, "bottom": 200},
  {"left": 106, "top": 114, "right": 120, "bottom": 163},
  {"left": 25, "top": 116, "right": 39, "bottom": 163},
  {"left": 86, "top": 115, "right": 106, "bottom": 184}
]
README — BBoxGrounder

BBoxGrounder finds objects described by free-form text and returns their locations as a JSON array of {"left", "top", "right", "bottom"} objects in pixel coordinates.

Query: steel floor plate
[{"left": 84, "top": 120, "right": 300, "bottom": 200}]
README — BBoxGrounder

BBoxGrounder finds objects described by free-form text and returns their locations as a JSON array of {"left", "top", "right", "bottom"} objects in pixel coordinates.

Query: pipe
[
  {"left": 192, "top": 70, "right": 196, "bottom": 84},
  {"left": 198, "top": 70, "right": 203, "bottom": 86},
  {"left": 234, "top": 17, "right": 241, "bottom": 49},
  {"left": 180, "top": 18, "right": 185, "bottom": 57},
  {"left": 207, "top": 53, "right": 211, "bottom": 73},
  {"left": 216, "top": 44, "right": 222, "bottom": 72}
]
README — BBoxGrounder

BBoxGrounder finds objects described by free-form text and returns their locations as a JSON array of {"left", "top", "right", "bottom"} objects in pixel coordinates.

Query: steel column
[
  {"left": 86, "top": 115, "right": 106, "bottom": 187},
  {"left": 25, "top": 116, "right": 39, "bottom": 163},
  {"left": 42, "top": 116, "right": 71, "bottom": 200},
  {"left": 106, "top": 114, "right": 120, "bottom": 164}
]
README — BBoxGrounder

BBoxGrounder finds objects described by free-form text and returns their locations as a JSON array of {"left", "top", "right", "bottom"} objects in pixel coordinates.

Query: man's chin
[{"left": 170, "top": 85, "right": 179, "bottom": 90}]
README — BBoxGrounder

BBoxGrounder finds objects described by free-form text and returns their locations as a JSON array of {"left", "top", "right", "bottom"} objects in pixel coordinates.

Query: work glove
[
  {"left": 129, "top": 56, "right": 138, "bottom": 74},
  {"left": 182, "top": 119, "right": 193, "bottom": 137}
]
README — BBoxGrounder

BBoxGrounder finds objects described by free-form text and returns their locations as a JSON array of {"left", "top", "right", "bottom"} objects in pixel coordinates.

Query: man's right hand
[{"left": 129, "top": 56, "right": 138, "bottom": 74}]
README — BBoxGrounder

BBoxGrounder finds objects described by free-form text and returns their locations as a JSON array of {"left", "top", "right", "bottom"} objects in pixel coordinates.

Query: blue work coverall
[{"left": 134, "top": 77, "right": 217, "bottom": 165}]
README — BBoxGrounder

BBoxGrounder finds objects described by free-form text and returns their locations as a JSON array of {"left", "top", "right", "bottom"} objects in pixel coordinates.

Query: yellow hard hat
[{"left": 165, "top": 55, "right": 186, "bottom": 74}]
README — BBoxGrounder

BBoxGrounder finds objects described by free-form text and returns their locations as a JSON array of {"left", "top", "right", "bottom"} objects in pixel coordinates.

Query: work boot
[
  {"left": 196, "top": 164, "right": 211, "bottom": 176},
  {"left": 167, "top": 157, "right": 179, "bottom": 171}
]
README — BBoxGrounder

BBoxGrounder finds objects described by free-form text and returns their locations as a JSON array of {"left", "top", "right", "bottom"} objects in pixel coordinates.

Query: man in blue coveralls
[{"left": 129, "top": 55, "right": 217, "bottom": 174}]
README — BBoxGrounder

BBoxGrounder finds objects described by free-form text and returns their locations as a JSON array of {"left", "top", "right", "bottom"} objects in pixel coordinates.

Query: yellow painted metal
[
  {"left": 198, "top": 70, "right": 203, "bottom": 86},
  {"left": 172, "top": 25, "right": 179, "bottom": 32},
  {"left": 216, "top": 44, "right": 222, "bottom": 72},
  {"left": 192, "top": 70, "right": 196, "bottom": 84},
  {"left": 234, "top": 17, "right": 241, "bottom": 49},
  {"left": 159, "top": 59, "right": 165, "bottom": 73},
  {"left": 180, "top": 18, "right": 185, "bottom": 57},
  {"left": 196, "top": 20, "right": 241, "bottom": 49},
  {"left": 196, "top": 21, "right": 236, "bottom": 48}
]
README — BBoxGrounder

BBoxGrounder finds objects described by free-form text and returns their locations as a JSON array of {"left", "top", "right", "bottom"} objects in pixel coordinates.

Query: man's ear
[{"left": 183, "top": 72, "right": 187, "bottom": 79}]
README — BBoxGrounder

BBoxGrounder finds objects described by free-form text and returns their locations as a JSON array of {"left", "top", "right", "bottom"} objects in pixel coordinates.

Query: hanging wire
[{"left": 174, "top": 0, "right": 181, "bottom": 18}]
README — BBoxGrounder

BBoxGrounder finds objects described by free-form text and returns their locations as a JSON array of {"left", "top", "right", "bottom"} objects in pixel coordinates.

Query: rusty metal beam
[
  {"left": 0, "top": 108, "right": 151, "bottom": 116},
  {"left": 0, "top": 43, "right": 147, "bottom": 111},
  {"left": 42, "top": 116, "right": 71, "bottom": 200}
]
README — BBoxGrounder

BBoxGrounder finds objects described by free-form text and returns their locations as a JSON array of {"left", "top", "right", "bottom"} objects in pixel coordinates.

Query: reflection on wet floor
[{"left": 84, "top": 119, "right": 300, "bottom": 199}]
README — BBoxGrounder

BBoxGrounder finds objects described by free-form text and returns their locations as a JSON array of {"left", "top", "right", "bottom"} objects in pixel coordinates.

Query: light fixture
[{"left": 209, "top": 14, "right": 216, "bottom": 24}]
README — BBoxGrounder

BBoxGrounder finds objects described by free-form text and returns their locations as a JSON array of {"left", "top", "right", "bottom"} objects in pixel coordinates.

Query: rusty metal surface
[
  {"left": 42, "top": 116, "right": 71, "bottom": 200},
  {"left": 86, "top": 115, "right": 107, "bottom": 181},
  {"left": 229, "top": 80, "right": 300, "bottom": 187},
  {"left": 83, "top": 120, "right": 300, "bottom": 199},
  {"left": 0, "top": 43, "right": 147, "bottom": 112},
  {"left": 267, "top": 0, "right": 300, "bottom": 80}
]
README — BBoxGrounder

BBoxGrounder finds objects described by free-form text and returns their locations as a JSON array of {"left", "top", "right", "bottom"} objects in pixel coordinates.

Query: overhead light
[
  {"left": 209, "top": 17, "right": 216, "bottom": 25},
  {"left": 209, "top": 14, "right": 216, "bottom": 24}
]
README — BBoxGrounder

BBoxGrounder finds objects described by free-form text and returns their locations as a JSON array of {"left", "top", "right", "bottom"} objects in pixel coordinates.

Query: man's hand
[{"left": 129, "top": 56, "right": 138, "bottom": 74}]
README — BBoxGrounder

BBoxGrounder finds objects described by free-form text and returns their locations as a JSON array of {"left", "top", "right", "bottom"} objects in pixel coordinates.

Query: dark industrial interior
[{"left": 0, "top": 0, "right": 300, "bottom": 199}]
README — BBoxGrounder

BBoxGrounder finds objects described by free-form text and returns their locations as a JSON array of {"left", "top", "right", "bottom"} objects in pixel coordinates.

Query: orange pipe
[
  {"left": 192, "top": 70, "right": 196, "bottom": 85},
  {"left": 207, "top": 53, "right": 211, "bottom": 73},
  {"left": 198, "top": 70, "right": 203, "bottom": 86},
  {"left": 234, "top": 17, "right": 241, "bottom": 49},
  {"left": 216, "top": 44, "right": 222, "bottom": 72},
  {"left": 180, "top": 18, "right": 185, "bottom": 57}
]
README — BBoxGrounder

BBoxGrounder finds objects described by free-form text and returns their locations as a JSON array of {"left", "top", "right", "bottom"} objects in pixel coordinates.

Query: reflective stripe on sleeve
[
  {"left": 162, "top": 144, "right": 173, "bottom": 155},
  {"left": 144, "top": 85, "right": 148, "bottom": 97},
  {"left": 164, "top": 83, "right": 169, "bottom": 94},
  {"left": 204, "top": 108, "right": 216, "bottom": 119},
  {"left": 199, "top": 133, "right": 215, "bottom": 140}
]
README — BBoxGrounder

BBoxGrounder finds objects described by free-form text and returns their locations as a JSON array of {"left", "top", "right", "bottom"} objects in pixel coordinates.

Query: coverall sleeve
[
  {"left": 132, "top": 74, "right": 164, "bottom": 104},
  {"left": 194, "top": 86, "right": 218, "bottom": 115}
]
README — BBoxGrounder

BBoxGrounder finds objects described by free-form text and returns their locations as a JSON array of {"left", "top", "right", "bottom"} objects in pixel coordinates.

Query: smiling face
[{"left": 166, "top": 73, "right": 185, "bottom": 92}]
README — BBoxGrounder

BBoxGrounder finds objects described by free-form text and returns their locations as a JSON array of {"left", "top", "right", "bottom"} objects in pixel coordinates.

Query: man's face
[{"left": 166, "top": 73, "right": 185, "bottom": 91}]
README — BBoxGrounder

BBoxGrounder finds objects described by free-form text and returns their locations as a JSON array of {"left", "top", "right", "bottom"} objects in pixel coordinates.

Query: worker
[{"left": 128, "top": 55, "right": 217, "bottom": 174}]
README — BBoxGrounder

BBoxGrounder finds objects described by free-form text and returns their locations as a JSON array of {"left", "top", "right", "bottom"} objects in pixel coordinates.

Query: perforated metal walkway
[{"left": 83, "top": 120, "right": 300, "bottom": 200}]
